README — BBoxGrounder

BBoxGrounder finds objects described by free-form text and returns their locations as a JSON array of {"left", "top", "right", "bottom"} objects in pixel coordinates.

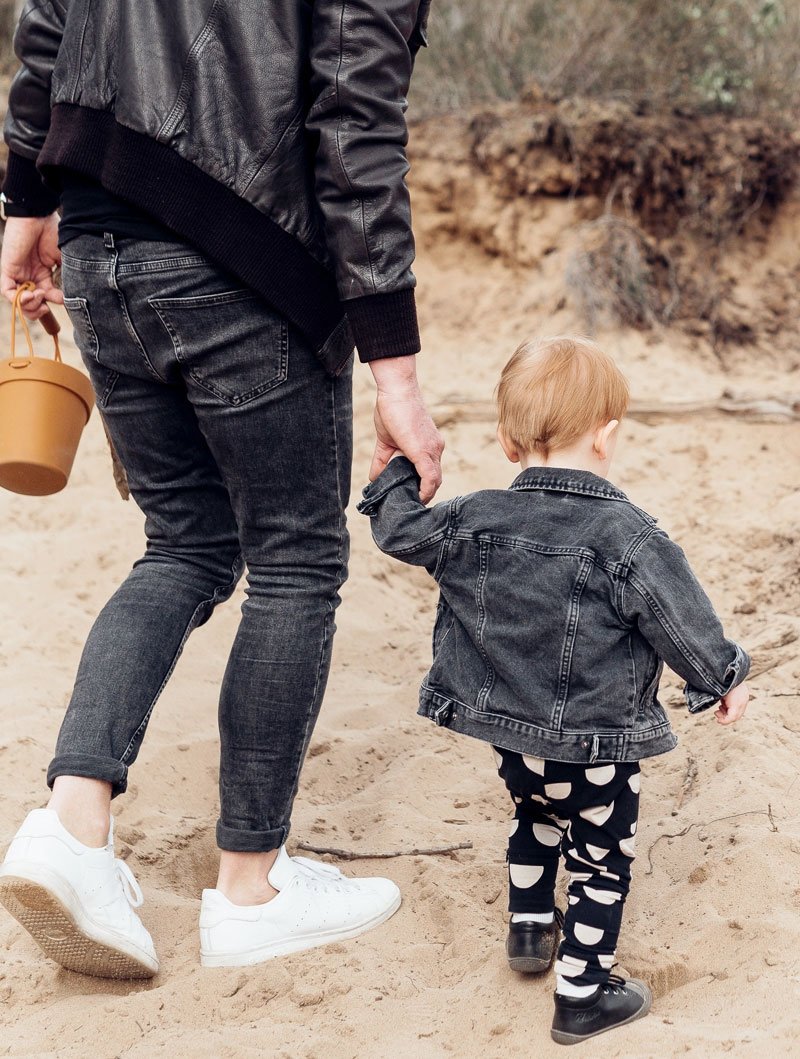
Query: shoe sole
[
  {"left": 550, "top": 984, "right": 653, "bottom": 1046},
  {"left": 508, "top": 955, "right": 554, "bottom": 974},
  {"left": 201, "top": 890, "right": 402, "bottom": 968},
  {"left": 0, "top": 866, "right": 158, "bottom": 980}
]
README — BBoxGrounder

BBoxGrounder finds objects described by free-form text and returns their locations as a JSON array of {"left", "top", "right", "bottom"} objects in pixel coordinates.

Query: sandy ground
[{"left": 2, "top": 178, "right": 800, "bottom": 1058}]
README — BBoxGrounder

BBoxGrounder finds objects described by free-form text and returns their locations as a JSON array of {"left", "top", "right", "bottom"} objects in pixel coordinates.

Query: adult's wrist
[{"left": 370, "top": 354, "right": 419, "bottom": 394}]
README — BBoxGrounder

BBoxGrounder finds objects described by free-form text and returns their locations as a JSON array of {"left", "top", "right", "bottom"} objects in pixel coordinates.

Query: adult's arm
[
  {"left": 307, "top": 0, "right": 429, "bottom": 362},
  {"left": 1, "top": 1, "right": 66, "bottom": 318},
  {"left": 3, "top": 0, "right": 68, "bottom": 216}
]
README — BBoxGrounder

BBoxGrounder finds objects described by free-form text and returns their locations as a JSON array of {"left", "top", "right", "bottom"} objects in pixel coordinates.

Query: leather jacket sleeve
[
  {"left": 622, "top": 529, "right": 750, "bottom": 713},
  {"left": 2, "top": 0, "right": 68, "bottom": 215},
  {"left": 307, "top": 0, "right": 429, "bottom": 360}
]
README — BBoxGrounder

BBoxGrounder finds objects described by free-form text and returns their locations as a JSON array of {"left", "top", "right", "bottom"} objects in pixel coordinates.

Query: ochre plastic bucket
[{"left": 0, "top": 284, "right": 94, "bottom": 496}]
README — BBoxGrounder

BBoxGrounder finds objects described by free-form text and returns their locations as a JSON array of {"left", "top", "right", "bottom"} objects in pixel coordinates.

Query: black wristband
[{"left": 2, "top": 150, "right": 60, "bottom": 217}]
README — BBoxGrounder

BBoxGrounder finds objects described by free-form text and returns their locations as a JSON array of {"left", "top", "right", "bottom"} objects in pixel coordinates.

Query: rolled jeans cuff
[
  {"left": 47, "top": 753, "right": 129, "bottom": 798},
  {"left": 216, "top": 820, "right": 288, "bottom": 853}
]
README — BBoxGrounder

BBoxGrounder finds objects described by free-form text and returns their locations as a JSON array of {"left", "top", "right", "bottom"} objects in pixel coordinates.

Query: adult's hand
[
  {"left": 1, "top": 214, "right": 63, "bottom": 319},
  {"left": 369, "top": 355, "right": 444, "bottom": 504}
]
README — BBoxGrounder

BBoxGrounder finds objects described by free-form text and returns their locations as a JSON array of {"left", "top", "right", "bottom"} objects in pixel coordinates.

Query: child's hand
[{"left": 714, "top": 682, "right": 749, "bottom": 726}]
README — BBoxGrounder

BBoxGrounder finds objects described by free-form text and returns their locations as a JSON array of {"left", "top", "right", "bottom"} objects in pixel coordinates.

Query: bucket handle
[{"left": 10, "top": 282, "right": 62, "bottom": 363}]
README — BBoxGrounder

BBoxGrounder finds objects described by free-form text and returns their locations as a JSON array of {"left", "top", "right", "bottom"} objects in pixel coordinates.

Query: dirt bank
[{"left": 1, "top": 101, "right": 799, "bottom": 1058}]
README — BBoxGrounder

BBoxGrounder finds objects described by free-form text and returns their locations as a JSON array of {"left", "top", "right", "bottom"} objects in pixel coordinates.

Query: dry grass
[
  {"left": 2, "top": 2, "right": 797, "bottom": 118},
  {"left": 565, "top": 217, "right": 680, "bottom": 331},
  {"left": 412, "top": 0, "right": 800, "bottom": 119}
]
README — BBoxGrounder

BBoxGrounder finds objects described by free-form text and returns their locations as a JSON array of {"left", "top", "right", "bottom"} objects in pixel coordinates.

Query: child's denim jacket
[{"left": 358, "top": 458, "right": 749, "bottom": 764}]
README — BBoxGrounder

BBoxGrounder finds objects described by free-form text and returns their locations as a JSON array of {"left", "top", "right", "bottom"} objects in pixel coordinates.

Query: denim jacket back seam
[
  {"left": 432, "top": 497, "right": 460, "bottom": 581},
  {"left": 614, "top": 526, "right": 657, "bottom": 621},
  {"left": 448, "top": 533, "right": 599, "bottom": 559},
  {"left": 474, "top": 540, "right": 495, "bottom": 710},
  {"left": 619, "top": 525, "right": 657, "bottom": 572},
  {"left": 386, "top": 528, "right": 448, "bottom": 560},
  {"left": 443, "top": 533, "right": 631, "bottom": 592},
  {"left": 551, "top": 556, "right": 593, "bottom": 731}
]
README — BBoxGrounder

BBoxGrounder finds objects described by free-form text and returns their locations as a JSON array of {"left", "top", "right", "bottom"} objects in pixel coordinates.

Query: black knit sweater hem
[{"left": 12, "top": 103, "right": 421, "bottom": 365}]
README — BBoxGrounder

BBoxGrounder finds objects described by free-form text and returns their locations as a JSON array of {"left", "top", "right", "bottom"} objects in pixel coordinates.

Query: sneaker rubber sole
[
  {"left": 508, "top": 953, "right": 554, "bottom": 973},
  {"left": 0, "top": 865, "right": 158, "bottom": 980},
  {"left": 550, "top": 983, "right": 653, "bottom": 1046},
  {"left": 201, "top": 890, "right": 402, "bottom": 968}
]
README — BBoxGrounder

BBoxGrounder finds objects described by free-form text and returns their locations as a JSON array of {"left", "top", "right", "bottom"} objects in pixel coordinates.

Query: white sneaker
[
  {"left": 199, "top": 846, "right": 401, "bottom": 967},
  {"left": 0, "top": 808, "right": 158, "bottom": 979}
]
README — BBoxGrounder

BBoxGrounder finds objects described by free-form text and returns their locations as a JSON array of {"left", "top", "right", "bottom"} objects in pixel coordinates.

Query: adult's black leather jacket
[{"left": 3, "top": 0, "right": 432, "bottom": 368}]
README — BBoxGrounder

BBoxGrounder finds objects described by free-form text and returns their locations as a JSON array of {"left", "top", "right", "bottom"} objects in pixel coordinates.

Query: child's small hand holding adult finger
[{"left": 714, "top": 682, "right": 749, "bottom": 726}]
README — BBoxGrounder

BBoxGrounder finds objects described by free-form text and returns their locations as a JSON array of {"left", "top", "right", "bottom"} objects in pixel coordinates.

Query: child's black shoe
[
  {"left": 551, "top": 974, "right": 652, "bottom": 1045},
  {"left": 506, "top": 907, "right": 564, "bottom": 973}
]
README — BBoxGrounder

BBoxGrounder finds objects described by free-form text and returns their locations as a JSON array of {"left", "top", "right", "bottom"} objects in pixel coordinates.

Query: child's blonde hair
[{"left": 496, "top": 336, "right": 630, "bottom": 458}]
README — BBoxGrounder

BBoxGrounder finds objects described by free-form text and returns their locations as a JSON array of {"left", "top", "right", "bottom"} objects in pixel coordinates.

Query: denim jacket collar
[{"left": 509, "top": 466, "right": 628, "bottom": 502}]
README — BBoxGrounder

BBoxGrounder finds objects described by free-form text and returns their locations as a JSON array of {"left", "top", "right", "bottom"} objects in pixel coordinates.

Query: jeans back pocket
[
  {"left": 63, "top": 296, "right": 100, "bottom": 361},
  {"left": 149, "top": 289, "right": 289, "bottom": 406},
  {"left": 63, "top": 295, "right": 118, "bottom": 407}
]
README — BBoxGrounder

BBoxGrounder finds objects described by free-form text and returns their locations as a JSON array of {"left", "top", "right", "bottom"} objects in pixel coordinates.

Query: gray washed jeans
[{"left": 49, "top": 233, "right": 353, "bottom": 852}]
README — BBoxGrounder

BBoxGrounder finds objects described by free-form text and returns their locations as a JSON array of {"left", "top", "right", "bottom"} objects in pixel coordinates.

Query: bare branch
[
  {"left": 645, "top": 807, "right": 777, "bottom": 876},
  {"left": 433, "top": 395, "right": 800, "bottom": 429},
  {"left": 295, "top": 841, "right": 473, "bottom": 860}
]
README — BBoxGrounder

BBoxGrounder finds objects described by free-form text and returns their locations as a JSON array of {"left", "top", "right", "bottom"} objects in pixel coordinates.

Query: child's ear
[
  {"left": 593, "top": 420, "right": 619, "bottom": 462},
  {"left": 497, "top": 425, "right": 521, "bottom": 464}
]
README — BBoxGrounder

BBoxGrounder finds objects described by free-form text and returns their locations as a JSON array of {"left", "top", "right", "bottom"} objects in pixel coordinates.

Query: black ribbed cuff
[
  {"left": 345, "top": 288, "right": 421, "bottom": 362},
  {"left": 2, "top": 150, "right": 60, "bottom": 216}
]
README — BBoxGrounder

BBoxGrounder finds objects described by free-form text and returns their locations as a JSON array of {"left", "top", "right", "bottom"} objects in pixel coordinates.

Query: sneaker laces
[
  {"left": 292, "top": 855, "right": 345, "bottom": 880},
  {"left": 602, "top": 972, "right": 627, "bottom": 996},
  {"left": 302, "top": 873, "right": 354, "bottom": 897},
  {"left": 114, "top": 857, "right": 144, "bottom": 909},
  {"left": 292, "top": 855, "right": 361, "bottom": 892}
]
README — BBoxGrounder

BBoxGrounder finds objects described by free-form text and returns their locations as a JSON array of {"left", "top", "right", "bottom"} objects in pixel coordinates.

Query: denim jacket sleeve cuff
[
  {"left": 356, "top": 456, "right": 419, "bottom": 515},
  {"left": 684, "top": 641, "right": 751, "bottom": 714}
]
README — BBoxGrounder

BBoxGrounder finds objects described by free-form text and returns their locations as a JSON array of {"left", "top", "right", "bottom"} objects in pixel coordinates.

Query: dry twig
[
  {"left": 433, "top": 395, "right": 800, "bottom": 429},
  {"left": 295, "top": 841, "right": 473, "bottom": 860},
  {"left": 645, "top": 807, "right": 777, "bottom": 875}
]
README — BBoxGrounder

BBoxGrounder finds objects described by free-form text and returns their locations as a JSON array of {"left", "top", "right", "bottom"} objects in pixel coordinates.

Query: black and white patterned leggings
[{"left": 494, "top": 747, "right": 640, "bottom": 991}]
